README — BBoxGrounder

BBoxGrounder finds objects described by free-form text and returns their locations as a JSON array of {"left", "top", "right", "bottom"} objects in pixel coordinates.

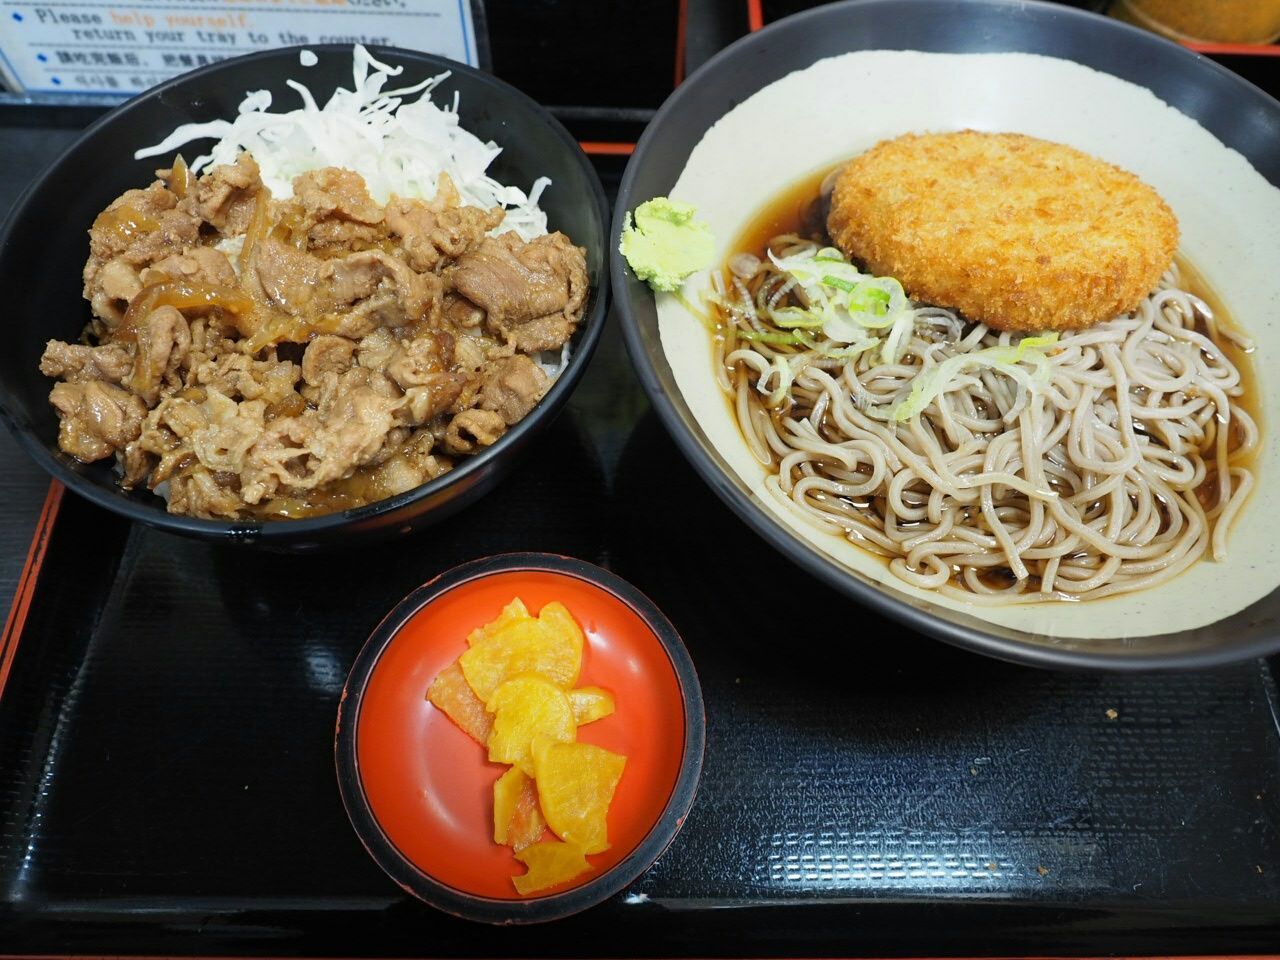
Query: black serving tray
[
  {"left": 3, "top": 2, "right": 1280, "bottom": 955},
  {"left": 4, "top": 326, "right": 1280, "bottom": 957}
]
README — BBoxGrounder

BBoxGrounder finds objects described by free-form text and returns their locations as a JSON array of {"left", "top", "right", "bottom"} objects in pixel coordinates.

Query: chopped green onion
[
  {"left": 733, "top": 328, "right": 805, "bottom": 345},
  {"left": 881, "top": 333, "right": 1061, "bottom": 421},
  {"left": 849, "top": 286, "right": 891, "bottom": 316},
  {"left": 770, "top": 307, "right": 826, "bottom": 329},
  {"left": 792, "top": 331, "right": 822, "bottom": 350},
  {"left": 822, "top": 275, "right": 856, "bottom": 293},
  {"left": 819, "top": 342, "right": 877, "bottom": 362}
]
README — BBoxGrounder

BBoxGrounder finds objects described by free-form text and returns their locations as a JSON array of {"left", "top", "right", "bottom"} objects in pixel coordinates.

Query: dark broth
[{"left": 732, "top": 164, "right": 838, "bottom": 259}]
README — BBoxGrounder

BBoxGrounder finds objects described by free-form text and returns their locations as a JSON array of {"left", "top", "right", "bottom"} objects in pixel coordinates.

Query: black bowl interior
[
  {"left": 0, "top": 44, "right": 608, "bottom": 546},
  {"left": 613, "top": 0, "right": 1280, "bottom": 669}
]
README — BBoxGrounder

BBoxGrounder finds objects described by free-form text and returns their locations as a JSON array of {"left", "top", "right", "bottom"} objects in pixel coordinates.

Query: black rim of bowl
[
  {"left": 611, "top": 0, "right": 1280, "bottom": 671},
  {"left": 0, "top": 44, "right": 609, "bottom": 543},
  {"left": 334, "top": 552, "right": 706, "bottom": 924}
]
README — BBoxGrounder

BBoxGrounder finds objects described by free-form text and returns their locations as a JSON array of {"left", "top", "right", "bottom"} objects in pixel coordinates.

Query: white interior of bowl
[{"left": 657, "top": 50, "right": 1280, "bottom": 640}]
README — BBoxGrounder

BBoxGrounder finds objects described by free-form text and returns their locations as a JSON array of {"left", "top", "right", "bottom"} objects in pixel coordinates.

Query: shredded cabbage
[
  {"left": 135, "top": 44, "right": 550, "bottom": 242},
  {"left": 877, "top": 333, "right": 1060, "bottom": 422}
]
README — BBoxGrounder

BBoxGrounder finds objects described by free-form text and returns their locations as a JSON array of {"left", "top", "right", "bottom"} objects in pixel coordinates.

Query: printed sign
[{"left": 0, "top": 0, "right": 480, "bottom": 96}]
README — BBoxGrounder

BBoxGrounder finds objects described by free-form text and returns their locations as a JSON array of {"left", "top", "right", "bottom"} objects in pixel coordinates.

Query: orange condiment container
[{"left": 1111, "top": 0, "right": 1280, "bottom": 44}]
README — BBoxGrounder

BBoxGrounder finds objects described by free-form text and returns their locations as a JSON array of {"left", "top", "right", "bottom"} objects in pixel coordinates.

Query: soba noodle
[{"left": 712, "top": 235, "right": 1258, "bottom": 604}]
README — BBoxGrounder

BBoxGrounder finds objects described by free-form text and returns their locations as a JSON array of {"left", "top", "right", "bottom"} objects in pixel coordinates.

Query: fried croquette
[{"left": 826, "top": 131, "right": 1179, "bottom": 332}]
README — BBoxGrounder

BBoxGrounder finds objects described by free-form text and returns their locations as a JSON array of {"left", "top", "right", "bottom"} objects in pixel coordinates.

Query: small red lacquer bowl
[{"left": 335, "top": 553, "right": 705, "bottom": 924}]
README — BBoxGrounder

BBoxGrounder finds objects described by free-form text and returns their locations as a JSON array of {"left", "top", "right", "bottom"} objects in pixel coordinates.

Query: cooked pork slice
[
  {"left": 83, "top": 181, "right": 201, "bottom": 324},
  {"left": 501, "top": 315, "right": 575, "bottom": 354},
  {"left": 323, "top": 253, "right": 383, "bottom": 306},
  {"left": 49, "top": 380, "right": 146, "bottom": 461},
  {"left": 333, "top": 251, "right": 441, "bottom": 328},
  {"left": 251, "top": 236, "right": 325, "bottom": 313},
  {"left": 443, "top": 292, "right": 485, "bottom": 328},
  {"left": 291, "top": 167, "right": 385, "bottom": 251},
  {"left": 145, "top": 246, "right": 238, "bottom": 288},
  {"left": 40, "top": 340, "right": 132, "bottom": 384},
  {"left": 403, "top": 375, "right": 466, "bottom": 422},
  {"left": 355, "top": 328, "right": 399, "bottom": 371},
  {"left": 308, "top": 219, "right": 383, "bottom": 251},
  {"left": 252, "top": 240, "right": 442, "bottom": 337},
  {"left": 128, "top": 305, "right": 192, "bottom": 404},
  {"left": 119, "top": 438, "right": 154, "bottom": 488},
  {"left": 385, "top": 174, "right": 504, "bottom": 272},
  {"left": 97, "top": 258, "right": 143, "bottom": 308},
  {"left": 189, "top": 154, "right": 262, "bottom": 235},
  {"left": 479, "top": 355, "right": 549, "bottom": 425},
  {"left": 368, "top": 430, "right": 450, "bottom": 496},
  {"left": 385, "top": 332, "right": 453, "bottom": 387},
  {"left": 444, "top": 408, "right": 506, "bottom": 454},
  {"left": 190, "top": 353, "right": 301, "bottom": 407},
  {"left": 238, "top": 367, "right": 409, "bottom": 503},
  {"left": 87, "top": 182, "right": 186, "bottom": 263},
  {"left": 250, "top": 239, "right": 386, "bottom": 338},
  {"left": 451, "top": 232, "right": 587, "bottom": 352},
  {"left": 48, "top": 157, "right": 588, "bottom": 519},
  {"left": 187, "top": 389, "right": 268, "bottom": 475},
  {"left": 452, "top": 333, "right": 489, "bottom": 373},
  {"left": 294, "top": 167, "right": 384, "bottom": 225},
  {"left": 302, "top": 335, "right": 358, "bottom": 387},
  {"left": 167, "top": 467, "right": 248, "bottom": 519}
]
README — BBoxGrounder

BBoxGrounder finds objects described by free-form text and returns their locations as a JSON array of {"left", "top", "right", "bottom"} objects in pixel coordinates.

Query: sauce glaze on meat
[{"left": 39, "top": 154, "right": 589, "bottom": 519}]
